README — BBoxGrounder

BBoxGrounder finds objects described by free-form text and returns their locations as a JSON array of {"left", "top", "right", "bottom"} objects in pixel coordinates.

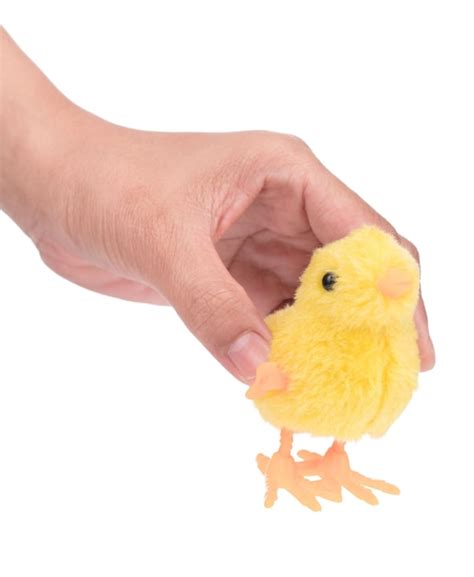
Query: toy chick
[{"left": 246, "top": 226, "right": 420, "bottom": 511}]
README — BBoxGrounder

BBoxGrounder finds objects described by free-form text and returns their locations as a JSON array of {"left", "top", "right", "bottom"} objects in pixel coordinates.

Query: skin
[{"left": 0, "top": 28, "right": 435, "bottom": 382}]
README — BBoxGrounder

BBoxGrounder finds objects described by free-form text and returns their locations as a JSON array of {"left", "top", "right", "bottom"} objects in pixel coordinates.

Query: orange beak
[{"left": 378, "top": 268, "right": 413, "bottom": 298}]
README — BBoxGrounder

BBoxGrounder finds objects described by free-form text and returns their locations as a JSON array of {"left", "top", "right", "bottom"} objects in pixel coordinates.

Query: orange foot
[
  {"left": 296, "top": 442, "right": 400, "bottom": 505},
  {"left": 256, "top": 429, "right": 340, "bottom": 511}
]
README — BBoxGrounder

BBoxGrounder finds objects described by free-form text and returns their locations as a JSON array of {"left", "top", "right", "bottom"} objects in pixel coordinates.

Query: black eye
[{"left": 322, "top": 272, "right": 337, "bottom": 291}]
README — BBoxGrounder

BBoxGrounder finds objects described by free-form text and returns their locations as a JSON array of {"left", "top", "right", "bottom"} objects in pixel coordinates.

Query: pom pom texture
[{"left": 253, "top": 227, "right": 421, "bottom": 441}]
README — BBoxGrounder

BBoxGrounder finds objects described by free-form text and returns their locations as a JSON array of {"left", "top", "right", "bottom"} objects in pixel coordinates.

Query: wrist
[{"left": 0, "top": 28, "right": 79, "bottom": 239}]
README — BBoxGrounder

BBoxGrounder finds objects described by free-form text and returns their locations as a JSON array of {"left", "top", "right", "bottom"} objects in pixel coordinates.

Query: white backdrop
[{"left": 1, "top": 1, "right": 473, "bottom": 576}]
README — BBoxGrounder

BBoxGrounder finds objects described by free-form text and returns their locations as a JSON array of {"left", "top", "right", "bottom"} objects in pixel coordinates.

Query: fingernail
[
  {"left": 414, "top": 300, "right": 436, "bottom": 371},
  {"left": 228, "top": 331, "right": 269, "bottom": 381},
  {"left": 421, "top": 335, "right": 436, "bottom": 371}
]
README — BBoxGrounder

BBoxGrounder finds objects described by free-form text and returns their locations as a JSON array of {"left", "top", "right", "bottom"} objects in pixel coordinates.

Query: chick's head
[{"left": 294, "top": 226, "right": 420, "bottom": 330}]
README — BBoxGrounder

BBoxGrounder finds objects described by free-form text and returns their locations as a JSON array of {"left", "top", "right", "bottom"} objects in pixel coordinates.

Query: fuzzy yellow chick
[{"left": 246, "top": 226, "right": 420, "bottom": 511}]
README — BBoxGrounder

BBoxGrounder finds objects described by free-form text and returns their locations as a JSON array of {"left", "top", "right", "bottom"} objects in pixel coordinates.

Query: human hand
[{"left": 1, "top": 30, "right": 435, "bottom": 382}]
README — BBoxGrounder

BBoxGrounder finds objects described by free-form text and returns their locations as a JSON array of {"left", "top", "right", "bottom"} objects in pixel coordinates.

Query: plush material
[
  {"left": 246, "top": 226, "right": 422, "bottom": 510},
  {"left": 253, "top": 226, "right": 420, "bottom": 441}
]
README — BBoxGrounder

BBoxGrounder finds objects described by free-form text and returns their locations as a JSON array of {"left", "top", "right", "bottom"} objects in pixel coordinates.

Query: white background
[{"left": 1, "top": 1, "right": 473, "bottom": 576}]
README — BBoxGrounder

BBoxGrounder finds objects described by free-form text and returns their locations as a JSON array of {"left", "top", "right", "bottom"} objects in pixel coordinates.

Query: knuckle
[
  {"left": 282, "top": 133, "right": 311, "bottom": 152},
  {"left": 268, "top": 132, "right": 312, "bottom": 156},
  {"left": 246, "top": 132, "right": 317, "bottom": 192},
  {"left": 247, "top": 131, "right": 312, "bottom": 160}
]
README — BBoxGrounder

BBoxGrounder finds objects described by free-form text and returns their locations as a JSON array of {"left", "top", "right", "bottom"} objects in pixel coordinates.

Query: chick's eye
[{"left": 322, "top": 272, "right": 337, "bottom": 291}]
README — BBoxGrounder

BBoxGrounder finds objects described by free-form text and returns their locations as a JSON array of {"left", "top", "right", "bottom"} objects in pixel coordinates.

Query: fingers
[
  {"left": 304, "top": 161, "right": 435, "bottom": 371},
  {"left": 303, "top": 164, "right": 396, "bottom": 244},
  {"left": 398, "top": 237, "right": 435, "bottom": 372},
  {"left": 150, "top": 230, "right": 270, "bottom": 383},
  {"left": 414, "top": 299, "right": 435, "bottom": 371}
]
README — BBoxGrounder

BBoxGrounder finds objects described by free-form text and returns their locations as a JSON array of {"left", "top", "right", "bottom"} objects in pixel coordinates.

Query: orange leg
[
  {"left": 256, "top": 429, "right": 339, "bottom": 511},
  {"left": 296, "top": 441, "right": 400, "bottom": 505}
]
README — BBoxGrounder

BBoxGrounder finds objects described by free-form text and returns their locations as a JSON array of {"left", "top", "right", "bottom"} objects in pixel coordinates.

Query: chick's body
[
  {"left": 256, "top": 306, "right": 419, "bottom": 440},
  {"left": 253, "top": 226, "right": 420, "bottom": 442}
]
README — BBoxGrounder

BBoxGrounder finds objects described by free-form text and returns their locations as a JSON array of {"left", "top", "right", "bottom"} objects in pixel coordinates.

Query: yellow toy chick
[{"left": 246, "top": 226, "right": 420, "bottom": 511}]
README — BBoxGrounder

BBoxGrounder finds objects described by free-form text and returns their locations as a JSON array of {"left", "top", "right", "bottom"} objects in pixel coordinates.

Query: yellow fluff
[{"left": 253, "top": 226, "right": 420, "bottom": 441}]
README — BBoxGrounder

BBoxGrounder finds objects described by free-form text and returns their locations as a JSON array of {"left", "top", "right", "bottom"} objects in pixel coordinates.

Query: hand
[{"left": 1, "top": 30, "right": 435, "bottom": 382}]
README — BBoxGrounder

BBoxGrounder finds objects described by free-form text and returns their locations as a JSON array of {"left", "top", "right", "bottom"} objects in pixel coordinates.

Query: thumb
[{"left": 156, "top": 234, "right": 270, "bottom": 382}]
